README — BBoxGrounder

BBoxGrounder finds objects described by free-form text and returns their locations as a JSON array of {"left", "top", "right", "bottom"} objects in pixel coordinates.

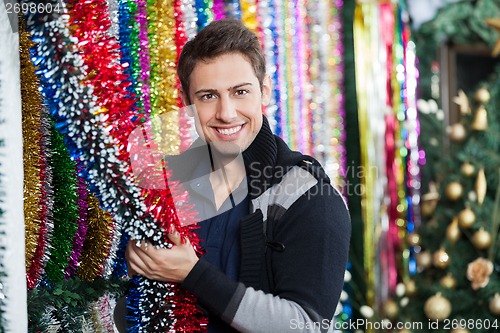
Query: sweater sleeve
[{"left": 181, "top": 181, "right": 351, "bottom": 332}]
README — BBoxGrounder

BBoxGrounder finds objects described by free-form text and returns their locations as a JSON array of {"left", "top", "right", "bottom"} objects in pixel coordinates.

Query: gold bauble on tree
[
  {"left": 446, "top": 182, "right": 463, "bottom": 201},
  {"left": 424, "top": 293, "right": 452, "bottom": 320},
  {"left": 475, "top": 168, "right": 487, "bottom": 205},
  {"left": 440, "top": 273, "right": 457, "bottom": 289},
  {"left": 458, "top": 207, "right": 475, "bottom": 229},
  {"left": 417, "top": 251, "right": 432, "bottom": 270},
  {"left": 471, "top": 105, "right": 488, "bottom": 131},
  {"left": 472, "top": 228, "right": 492, "bottom": 250},
  {"left": 446, "top": 217, "right": 461, "bottom": 243},
  {"left": 489, "top": 293, "right": 500, "bottom": 316},
  {"left": 461, "top": 162, "right": 475, "bottom": 177},
  {"left": 433, "top": 247, "right": 450, "bottom": 269},
  {"left": 474, "top": 87, "right": 491, "bottom": 104},
  {"left": 447, "top": 123, "right": 467, "bottom": 142},
  {"left": 384, "top": 299, "right": 399, "bottom": 320},
  {"left": 405, "top": 280, "right": 417, "bottom": 296}
]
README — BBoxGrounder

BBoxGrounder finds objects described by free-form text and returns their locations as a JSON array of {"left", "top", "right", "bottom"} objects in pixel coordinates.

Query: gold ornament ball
[
  {"left": 424, "top": 293, "right": 452, "bottom": 320},
  {"left": 475, "top": 88, "right": 491, "bottom": 104},
  {"left": 446, "top": 182, "right": 463, "bottom": 201},
  {"left": 440, "top": 274, "right": 457, "bottom": 289},
  {"left": 446, "top": 218, "right": 461, "bottom": 243},
  {"left": 405, "top": 280, "right": 417, "bottom": 296},
  {"left": 472, "top": 228, "right": 492, "bottom": 250},
  {"left": 433, "top": 248, "right": 450, "bottom": 269},
  {"left": 417, "top": 251, "right": 432, "bottom": 270},
  {"left": 461, "top": 162, "right": 475, "bottom": 177},
  {"left": 451, "top": 328, "right": 470, "bottom": 333},
  {"left": 458, "top": 207, "right": 475, "bottom": 229},
  {"left": 407, "top": 233, "right": 420, "bottom": 246},
  {"left": 489, "top": 293, "right": 500, "bottom": 316},
  {"left": 384, "top": 299, "right": 399, "bottom": 320},
  {"left": 448, "top": 123, "right": 467, "bottom": 142}
]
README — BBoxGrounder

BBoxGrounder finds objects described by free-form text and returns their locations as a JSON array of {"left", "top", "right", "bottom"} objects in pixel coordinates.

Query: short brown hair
[{"left": 177, "top": 19, "right": 266, "bottom": 98}]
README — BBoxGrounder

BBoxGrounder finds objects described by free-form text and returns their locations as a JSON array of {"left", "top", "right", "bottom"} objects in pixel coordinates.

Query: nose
[{"left": 216, "top": 95, "right": 237, "bottom": 122}]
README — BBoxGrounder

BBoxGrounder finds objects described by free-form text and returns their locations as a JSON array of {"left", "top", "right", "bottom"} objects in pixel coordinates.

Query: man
[{"left": 124, "top": 18, "right": 351, "bottom": 332}]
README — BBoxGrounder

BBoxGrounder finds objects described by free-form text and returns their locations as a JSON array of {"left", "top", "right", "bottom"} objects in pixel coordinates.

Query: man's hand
[{"left": 125, "top": 226, "right": 199, "bottom": 283}]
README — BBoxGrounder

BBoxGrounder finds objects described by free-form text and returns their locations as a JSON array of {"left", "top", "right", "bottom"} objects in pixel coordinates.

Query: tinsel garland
[
  {"left": 180, "top": 0, "right": 198, "bottom": 40},
  {"left": 26, "top": 107, "right": 54, "bottom": 289},
  {"left": 148, "top": 0, "right": 181, "bottom": 155},
  {"left": 330, "top": 0, "right": 347, "bottom": 189},
  {"left": 77, "top": 193, "right": 115, "bottom": 281},
  {"left": 195, "top": 0, "right": 213, "bottom": 30},
  {"left": 136, "top": 0, "right": 152, "bottom": 115},
  {"left": 240, "top": 0, "right": 258, "bottom": 33},
  {"left": 45, "top": 123, "right": 79, "bottom": 283},
  {"left": 257, "top": 0, "right": 281, "bottom": 133},
  {"left": 90, "top": 294, "right": 117, "bottom": 332},
  {"left": 212, "top": 0, "right": 225, "bottom": 19},
  {"left": 117, "top": 0, "right": 140, "bottom": 105},
  {"left": 19, "top": 24, "right": 55, "bottom": 289},
  {"left": 64, "top": 160, "right": 89, "bottom": 279},
  {"left": 19, "top": 25, "right": 44, "bottom": 274},
  {"left": 175, "top": 0, "right": 196, "bottom": 153}
]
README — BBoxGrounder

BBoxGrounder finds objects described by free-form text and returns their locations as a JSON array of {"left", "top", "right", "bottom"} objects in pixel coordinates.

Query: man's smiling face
[{"left": 183, "top": 52, "right": 271, "bottom": 155}]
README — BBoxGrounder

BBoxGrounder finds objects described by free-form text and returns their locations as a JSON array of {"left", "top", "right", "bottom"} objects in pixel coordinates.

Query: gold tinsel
[
  {"left": 241, "top": 0, "right": 259, "bottom": 33},
  {"left": 19, "top": 20, "right": 44, "bottom": 271},
  {"left": 149, "top": 0, "right": 180, "bottom": 155},
  {"left": 77, "top": 193, "right": 114, "bottom": 281}
]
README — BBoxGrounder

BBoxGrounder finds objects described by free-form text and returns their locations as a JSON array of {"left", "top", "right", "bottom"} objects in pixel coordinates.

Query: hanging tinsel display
[
  {"left": 22, "top": 0, "right": 206, "bottom": 331},
  {"left": 353, "top": 0, "right": 421, "bottom": 315}
]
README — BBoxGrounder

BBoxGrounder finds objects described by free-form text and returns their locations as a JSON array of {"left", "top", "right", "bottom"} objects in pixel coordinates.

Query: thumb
[{"left": 168, "top": 225, "right": 183, "bottom": 246}]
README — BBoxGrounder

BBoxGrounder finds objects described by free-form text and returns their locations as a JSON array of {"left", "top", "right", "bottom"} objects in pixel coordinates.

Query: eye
[
  {"left": 200, "top": 93, "right": 217, "bottom": 101},
  {"left": 234, "top": 89, "right": 249, "bottom": 96}
]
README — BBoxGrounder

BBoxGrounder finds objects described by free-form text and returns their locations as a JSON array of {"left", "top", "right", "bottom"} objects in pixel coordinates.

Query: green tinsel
[{"left": 44, "top": 123, "right": 79, "bottom": 283}]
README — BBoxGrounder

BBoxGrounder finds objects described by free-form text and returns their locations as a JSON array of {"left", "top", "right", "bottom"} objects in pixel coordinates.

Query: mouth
[{"left": 214, "top": 124, "right": 244, "bottom": 137}]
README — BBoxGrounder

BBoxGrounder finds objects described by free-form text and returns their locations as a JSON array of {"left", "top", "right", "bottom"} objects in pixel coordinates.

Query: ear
[
  {"left": 180, "top": 90, "right": 194, "bottom": 117},
  {"left": 261, "top": 75, "right": 272, "bottom": 107}
]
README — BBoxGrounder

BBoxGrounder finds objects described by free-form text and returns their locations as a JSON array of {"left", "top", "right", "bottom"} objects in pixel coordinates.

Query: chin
[{"left": 210, "top": 141, "right": 243, "bottom": 159}]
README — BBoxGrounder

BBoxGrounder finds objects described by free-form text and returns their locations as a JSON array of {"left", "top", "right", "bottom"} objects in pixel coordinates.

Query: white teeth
[{"left": 217, "top": 125, "right": 242, "bottom": 135}]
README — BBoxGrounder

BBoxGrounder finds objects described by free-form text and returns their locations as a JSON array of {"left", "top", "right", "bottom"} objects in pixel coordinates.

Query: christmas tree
[{"left": 394, "top": 74, "right": 500, "bottom": 332}]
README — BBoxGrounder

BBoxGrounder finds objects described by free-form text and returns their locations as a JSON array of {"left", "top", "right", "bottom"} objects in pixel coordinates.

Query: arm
[{"left": 181, "top": 181, "right": 351, "bottom": 332}]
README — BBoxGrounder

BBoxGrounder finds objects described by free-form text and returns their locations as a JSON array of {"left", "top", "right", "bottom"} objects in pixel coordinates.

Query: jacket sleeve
[{"left": 181, "top": 181, "right": 351, "bottom": 332}]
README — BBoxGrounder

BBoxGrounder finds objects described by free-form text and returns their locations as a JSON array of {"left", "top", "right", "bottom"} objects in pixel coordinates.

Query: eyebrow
[{"left": 194, "top": 82, "right": 253, "bottom": 95}]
